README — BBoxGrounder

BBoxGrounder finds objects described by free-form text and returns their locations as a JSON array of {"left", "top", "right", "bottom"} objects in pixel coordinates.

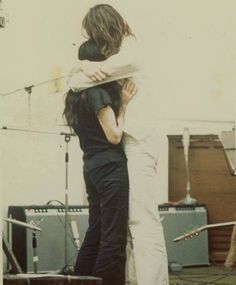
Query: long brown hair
[{"left": 82, "top": 4, "right": 134, "bottom": 58}]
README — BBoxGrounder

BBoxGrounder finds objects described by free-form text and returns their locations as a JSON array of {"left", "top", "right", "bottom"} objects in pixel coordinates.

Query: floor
[{"left": 169, "top": 265, "right": 236, "bottom": 285}]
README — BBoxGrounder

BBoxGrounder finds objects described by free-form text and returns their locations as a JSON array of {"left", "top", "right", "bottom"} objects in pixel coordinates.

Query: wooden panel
[{"left": 168, "top": 135, "right": 236, "bottom": 263}]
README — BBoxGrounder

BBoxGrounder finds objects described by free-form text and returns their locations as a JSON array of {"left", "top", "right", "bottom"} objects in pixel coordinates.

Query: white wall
[{"left": 1, "top": 0, "right": 236, "bottom": 271}]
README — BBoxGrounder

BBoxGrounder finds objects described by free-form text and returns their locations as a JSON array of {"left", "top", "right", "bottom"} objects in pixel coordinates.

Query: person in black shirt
[{"left": 63, "top": 6, "right": 136, "bottom": 285}]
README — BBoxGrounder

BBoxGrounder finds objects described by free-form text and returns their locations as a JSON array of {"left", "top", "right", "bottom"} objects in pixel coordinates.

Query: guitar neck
[
  {"left": 204, "top": 221, "right": 236, "bottom": 230},
  {"left": 174, "top": 221, "right": 236, "bottom": 242}
]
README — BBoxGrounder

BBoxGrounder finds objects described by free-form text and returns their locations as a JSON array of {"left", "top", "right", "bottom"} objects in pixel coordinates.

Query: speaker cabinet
[
  {"left": 159, "top": 204, "right": 209, "bottom": 266},
  {"left": 8, "top": 205, "right": 89, "bottom": 273}
]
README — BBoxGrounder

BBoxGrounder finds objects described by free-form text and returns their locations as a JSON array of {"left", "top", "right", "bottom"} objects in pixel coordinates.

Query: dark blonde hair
[{"left": 82, "top": 4, "right": 134, "bottom": 58}]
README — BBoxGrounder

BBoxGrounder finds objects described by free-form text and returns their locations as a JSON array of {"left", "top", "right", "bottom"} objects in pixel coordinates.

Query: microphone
[{"left": 69, "top": 220, "right": 80, "bottom": 250}]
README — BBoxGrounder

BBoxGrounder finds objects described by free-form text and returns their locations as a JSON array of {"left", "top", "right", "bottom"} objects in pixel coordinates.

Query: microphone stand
[
  {"left": 30, "top": 219, "right": 43, "bottom": 274},
  {"left": 59, "top": 132, "right": 76, "bottom": 275},
  {"left": 179, "top": 127, "right": 199, "bottom": 205},
  {"left": 32, "top": 231, "right": 38, "bottom": 273},
  {"left": 1, "top": 126, "right": 76, "bottom": 274}
]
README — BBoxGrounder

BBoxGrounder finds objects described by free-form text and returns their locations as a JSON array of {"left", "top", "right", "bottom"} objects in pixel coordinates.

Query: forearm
[
  {"left": 68, "top": 64, "right": 138, "bottom": 92},
  {"left": 97, "top": 79, "right": 135, "bottom": 145},
  {"left": 116, "top": 104, "right": 127, "bottom": 139},
  {"left": 98, "top": 104, "right": 127, "bottom": 145},
  {"left": 68, "top": 72, "right": 96, "bottom": 92},
  {"left": 67, "top": 60, "right": 103, "bottom": 92},
  {"left": 100, "top": 57, "right": 138, "bottom": 76}
]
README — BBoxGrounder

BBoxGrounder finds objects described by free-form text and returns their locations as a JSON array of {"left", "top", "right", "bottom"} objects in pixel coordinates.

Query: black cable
[{"left": 46, "top": 200, "right": 65, "bottom": 206}]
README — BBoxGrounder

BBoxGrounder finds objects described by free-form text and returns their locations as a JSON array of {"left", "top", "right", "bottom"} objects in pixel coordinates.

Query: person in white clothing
[{"left": 68, "top": 4, "right": 169, "bottom": 285}]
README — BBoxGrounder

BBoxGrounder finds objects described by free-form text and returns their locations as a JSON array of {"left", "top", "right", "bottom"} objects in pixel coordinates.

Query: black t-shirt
[
  {"left": 71, "top": 39, "right": 126, "bottom": 172},
  {"left": 72, "top": 85, "right": 126, "bottom": 172}
]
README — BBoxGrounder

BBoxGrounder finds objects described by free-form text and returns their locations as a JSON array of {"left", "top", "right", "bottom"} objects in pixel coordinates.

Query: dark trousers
[{"left": 74, "top": 161, "right": 129, "bottom": 285}]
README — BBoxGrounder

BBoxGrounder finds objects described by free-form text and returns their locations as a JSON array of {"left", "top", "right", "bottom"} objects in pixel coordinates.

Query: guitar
[{"left": 174, "top": 221, "right": 236, "bottom": 242}]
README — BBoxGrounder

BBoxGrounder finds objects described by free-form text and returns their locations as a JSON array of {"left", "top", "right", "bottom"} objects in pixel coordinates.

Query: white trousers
[{"left": 124, "top": 132, "right": 169, "bottom": 285}]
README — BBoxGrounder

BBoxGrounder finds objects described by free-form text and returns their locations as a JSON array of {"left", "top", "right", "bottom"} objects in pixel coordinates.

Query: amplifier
[
  {"left": 159, "top": 204, "right": 209, "bottom": 266},
  {"left": 8, "top": 204, "right": 209, "bottom": 273},
  {"left": 8, "top": 205, "right": 89, "bottom": 273}
]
